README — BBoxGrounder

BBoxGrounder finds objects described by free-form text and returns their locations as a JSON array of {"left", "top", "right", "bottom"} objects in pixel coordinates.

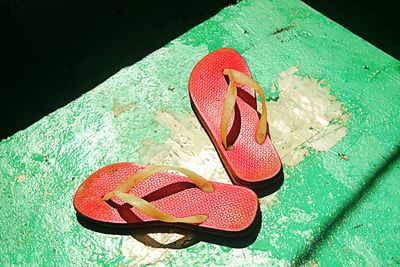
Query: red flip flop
[
  {"left": 73, "top": 163, "right": 259, "bottom": 236},
  {"left": 189, "top": 48, "right": 282, "bottom": 189}
]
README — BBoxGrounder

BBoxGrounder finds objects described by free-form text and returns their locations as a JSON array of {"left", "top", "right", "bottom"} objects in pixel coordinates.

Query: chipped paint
[
  {"left": 120, "top": 237, "right": 169, "bottom": 266},
  {"left": 141, "top": 110, "right": 230, "bottom": 183},
  {"left": 15, "top": 174, "right": 26, "bottom": 183},
  {"left": 112, "top": 99, "right": 135, "bottom": 118},
  {"left": 269, "top": 67, "right": 350, "bottom": 166}
]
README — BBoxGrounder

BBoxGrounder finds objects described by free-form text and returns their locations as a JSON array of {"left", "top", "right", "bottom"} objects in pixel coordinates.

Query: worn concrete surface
[{"left": 0, "top": 0, "right": 399, "bottom": 265}]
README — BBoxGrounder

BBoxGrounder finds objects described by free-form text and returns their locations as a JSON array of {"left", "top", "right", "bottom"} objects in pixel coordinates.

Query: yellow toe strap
[
  {"left": 102, "top": 165, "right": 214, "bottom": 224},
  {"left": 221, "top": 69, "right": 268, "bottom": 150}
]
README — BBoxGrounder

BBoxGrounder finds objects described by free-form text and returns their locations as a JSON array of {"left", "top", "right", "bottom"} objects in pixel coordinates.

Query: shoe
[
  {"left": 73, "top": 162, "right": 259, "bottom": 236},
  {"left": 189, "top": 48, "right": 283, "bottom": 189}
]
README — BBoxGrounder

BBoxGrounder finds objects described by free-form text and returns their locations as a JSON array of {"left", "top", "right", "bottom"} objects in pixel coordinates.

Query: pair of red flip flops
[{"left": 74, "top": 48, "right": 282, "bottom": 236}]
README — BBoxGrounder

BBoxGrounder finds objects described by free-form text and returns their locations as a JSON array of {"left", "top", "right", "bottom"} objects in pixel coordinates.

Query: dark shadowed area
[{"left": 0, "top": 0, "right": 398, "bottom": 139}]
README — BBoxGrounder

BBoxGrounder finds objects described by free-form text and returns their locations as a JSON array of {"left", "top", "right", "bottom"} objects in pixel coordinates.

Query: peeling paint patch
[
  {"left": 120, "top": 237, "right": 169, "bottom": 266},
  {"left": 293, "top": 229, "right": 313, "bottom": 240},
  {"left": 306, "top": 260, "right": 320, "bottom": 267},
  {"left": 140, "top": 110, "right": 230, "bottom": 184},
  {"left": 289, "top": 207, "right": 315, "bottom": 224},
  {"left": 15, "top": 174, "right": 26, "bottom": 183},
  {"left": 168, "top": 246, "right": 287, "bottom": 266},
  {"left": 259, "top": 192, "right": 279, "bottom": 209},
  {"left": 120, "top": 232, "right": 199, "bottom": 265},
  {"left": 268, "top": 67, "right": 350, "bottom": 166},
  {"left": 112, "top": 99, "right": 135, "bottom": 118}
]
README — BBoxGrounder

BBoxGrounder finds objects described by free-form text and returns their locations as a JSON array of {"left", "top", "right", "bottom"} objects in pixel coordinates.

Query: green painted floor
[{"left": 1, "top": 0, "right": 399, "bottom": 265}]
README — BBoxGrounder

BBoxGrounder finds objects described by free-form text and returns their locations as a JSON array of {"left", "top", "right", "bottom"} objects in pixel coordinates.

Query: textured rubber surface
[
  {"left": 73, "top": 162, "right": 259, "bottom": 234},
  {"left": 189, "top": 48, "right": 282, "bottom": 187}
]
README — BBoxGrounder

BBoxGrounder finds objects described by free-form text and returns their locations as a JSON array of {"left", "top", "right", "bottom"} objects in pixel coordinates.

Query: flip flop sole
[{"left": 73, "top": 162, "right": 259, "bottom": 236}]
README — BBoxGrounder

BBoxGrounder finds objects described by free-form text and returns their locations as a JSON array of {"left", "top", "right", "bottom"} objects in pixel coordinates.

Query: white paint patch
[
  {"left": 140, "top": 110, "right": 230, "bottom": 184},
  {"left": 120, "top": 232, "right": 198, "bottom": 266},
  {"left": 259, "top": 192, "right": 279, "bottom": 209},
  {"left": 15, "top": 174, "right": 26, "bottom": 183},
  {"left": 268, "top": 67, "right": 350, "bottom": 166},
  {"left": 120, "top": 237, "right": 169, "bottom": 266},
  {"left": 112, "top": 99, "right": 135, "bottom": 118},
  {"left": 289, "top": 207, "right": 315, "bottom": 224},
  {"left": 226, "top": 248, "right": 286, "bottom": 266},
  {"left": 293, "top": 229, "right": 313, "bottom": 240},
  {"left": 168, "top": 246, "right": 286, "bottom": 266},
  {"left": 269, "top": 232, "right": 282, "bottom": 250}
]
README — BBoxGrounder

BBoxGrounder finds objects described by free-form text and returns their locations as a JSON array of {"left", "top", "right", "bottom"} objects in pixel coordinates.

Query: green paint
[{"left": 1, "top": 0, "right": 399, "bottom": 265}]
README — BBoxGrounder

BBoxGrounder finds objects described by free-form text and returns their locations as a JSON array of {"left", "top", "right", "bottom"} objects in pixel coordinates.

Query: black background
[{"left": 1, "top": 0, "right": 399, "bottom": 140}]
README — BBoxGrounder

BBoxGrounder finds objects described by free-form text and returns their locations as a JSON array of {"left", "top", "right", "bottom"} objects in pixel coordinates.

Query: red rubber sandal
[
  {"left": 73, "top": 163, "right": 259, "bottom": 236},
  {"left": 189, "top": 48, "right": 283, "bottom": 189}
]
